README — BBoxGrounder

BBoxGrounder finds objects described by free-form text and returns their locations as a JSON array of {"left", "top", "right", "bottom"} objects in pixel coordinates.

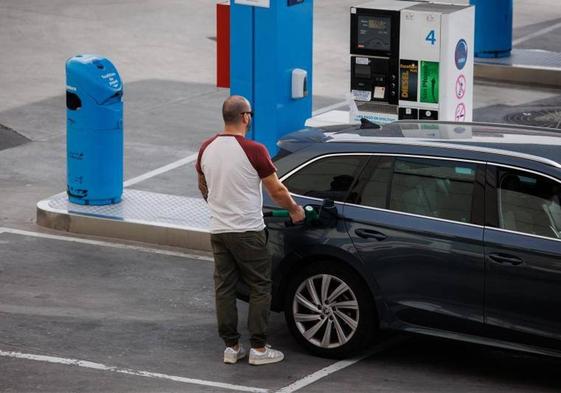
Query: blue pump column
[
  {"left": 230, "top": 1, "right": 313, "bottom": 155},
  {"left": 470, "top": 0, "right": 513, "bottom": 58}
]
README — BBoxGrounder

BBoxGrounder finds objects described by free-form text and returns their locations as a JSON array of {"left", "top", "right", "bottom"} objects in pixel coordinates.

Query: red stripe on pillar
[{"left": 216, "top": 2, "right": 230, "bottom": 88}]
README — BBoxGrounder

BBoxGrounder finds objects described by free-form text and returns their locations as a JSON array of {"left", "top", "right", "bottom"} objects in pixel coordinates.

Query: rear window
[
  {"left": 389, "top": 158, "right": 476, "bottom": 223},
  {"left": 497, "top": 168, "right": 561, "bottom": 239},
  {"left": 350, "top": 156, "right": 478, "bottom": 224}
]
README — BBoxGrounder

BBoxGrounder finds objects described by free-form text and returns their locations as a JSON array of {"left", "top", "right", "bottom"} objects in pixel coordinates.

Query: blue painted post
[
  {"left": 470, "top": 0, "right": 513, "bottom": 58},
  {"left": 230, "top": 1, "right": 313, "bottom": 155},
  {"left": 230, "top": 4, "right": 254, "bottom": 121}
]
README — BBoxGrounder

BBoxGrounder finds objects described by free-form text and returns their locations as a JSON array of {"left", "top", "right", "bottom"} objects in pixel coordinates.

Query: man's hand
[
  {"left": 262, "top": 173, "right": 304, "bottom": 222},
  {"left": 198, "top": 172, "right": 209, "bottom": 201},
  {"left": 289, "top": 205, "right": 306, "bottom": 224}
]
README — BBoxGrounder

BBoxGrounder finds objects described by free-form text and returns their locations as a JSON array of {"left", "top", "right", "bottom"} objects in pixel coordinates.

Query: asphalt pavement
[{"left": 2, "top": 229, "right": 561, "bottom": 393}]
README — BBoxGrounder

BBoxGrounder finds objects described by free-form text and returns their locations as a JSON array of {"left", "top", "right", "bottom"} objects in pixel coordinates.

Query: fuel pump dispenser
[{"left": 350, "top": 1, "right": 474, "bottom": 124}]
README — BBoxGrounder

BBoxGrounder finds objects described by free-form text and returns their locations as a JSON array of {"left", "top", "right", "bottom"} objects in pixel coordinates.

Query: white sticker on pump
[
  {"left": 351, "top": 89, "right": 372, "bottom": 102},
  {"left": 234, "top": 0, "right": 270, "bottom": 8},
  {"left": 352, "top": 112, "right": 398, "bottom": 124},
  {"left": 356, "top": 57, "right": 370, "bottom": 65},
  {"left": 374, "top": 86, "right": 386, "bottom": 99}
]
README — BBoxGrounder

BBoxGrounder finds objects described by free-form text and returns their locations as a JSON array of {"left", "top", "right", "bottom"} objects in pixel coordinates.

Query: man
[{"left": 196, "top": 95, "right": 305, "bottom": 366}]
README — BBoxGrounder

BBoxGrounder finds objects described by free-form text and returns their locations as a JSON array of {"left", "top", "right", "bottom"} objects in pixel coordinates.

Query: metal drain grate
[{"left": 504, "top": 108, "right": 561, "bottom": 129}]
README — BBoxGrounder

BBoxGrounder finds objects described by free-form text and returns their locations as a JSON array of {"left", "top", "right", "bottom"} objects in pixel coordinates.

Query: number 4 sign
[{"left": 425, "top": 30, "right": 436, "bottom": 46}]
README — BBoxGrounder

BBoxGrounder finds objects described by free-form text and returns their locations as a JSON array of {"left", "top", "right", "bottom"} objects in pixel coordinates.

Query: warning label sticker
[
  {"left": 420, "top": 61, "right": 439, "bottom": 104},
  {"left": 455, "top": 74, "right": 466, "bottom": 99},
  {"left": 399, "top": 60, "right": 418, "bottom": 102},
  {"left": 455, "top": 103, "right": 466, "bottom": 122}
]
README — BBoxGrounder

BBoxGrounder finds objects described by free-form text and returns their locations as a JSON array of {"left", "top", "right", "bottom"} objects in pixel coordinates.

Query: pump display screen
[{"left": 357, "top": 15, "right": 392, "bottom": 52}]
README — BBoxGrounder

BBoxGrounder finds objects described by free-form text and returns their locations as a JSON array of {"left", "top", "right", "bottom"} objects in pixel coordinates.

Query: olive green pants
[{"left": 210, "top": 230, "right": 271, "bottom": 349}]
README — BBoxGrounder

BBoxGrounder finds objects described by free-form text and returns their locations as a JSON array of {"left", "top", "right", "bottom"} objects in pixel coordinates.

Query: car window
[
  {"left": 348, "top": 156, "right": 392, "bottom": 208},
  {"left": 497, "top": 168, "right": 561, "bottom": 239},
  {"left": 389, "top": 158, "right": 476, "bottom": 223},
  {"left": 283, "top": 155, "right": 368, "bottom": 202}
]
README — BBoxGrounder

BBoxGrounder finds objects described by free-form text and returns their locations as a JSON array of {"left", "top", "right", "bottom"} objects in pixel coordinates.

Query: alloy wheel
[{"left": 292, "top": 273, "right": 360, "bottom": 349}]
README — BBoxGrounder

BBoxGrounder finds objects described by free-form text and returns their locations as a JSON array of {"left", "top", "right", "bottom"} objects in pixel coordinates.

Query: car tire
[{"left": 284, "top": 261, "right": 377, "bottom": 358}]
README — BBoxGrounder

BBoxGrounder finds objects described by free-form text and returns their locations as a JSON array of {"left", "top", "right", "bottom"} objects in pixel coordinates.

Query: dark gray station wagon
[{"left": 247, "top": 121, "right": 561, "bottom": 358}]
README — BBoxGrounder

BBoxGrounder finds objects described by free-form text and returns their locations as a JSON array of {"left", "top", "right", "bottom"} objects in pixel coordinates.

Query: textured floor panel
[{"left": 43, "top": 190, "right": 210, "bottom": 231}]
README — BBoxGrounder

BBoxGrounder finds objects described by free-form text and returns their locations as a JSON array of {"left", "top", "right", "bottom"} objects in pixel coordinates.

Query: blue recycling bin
[
  {"left": 66, "top": 55, "right": 123, "bottom": 205},
  {"left": 470, "top": 0, "right": 513, "bottom": 58}
]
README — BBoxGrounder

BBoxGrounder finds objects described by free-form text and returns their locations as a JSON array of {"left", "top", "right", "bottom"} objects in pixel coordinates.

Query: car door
[
  {"left": 484, "top": 164, "right": 561, "bottom": 345},
  {"left": 266, "top": 153, "right": 370, "bottom": 271},
  {"left": 343, "top": 155, "right": 487, "bottom": 333}
]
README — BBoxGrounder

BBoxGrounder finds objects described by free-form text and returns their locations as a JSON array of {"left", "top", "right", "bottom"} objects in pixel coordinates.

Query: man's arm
[
  {"left": 198, "top": 172, "right": 208, "bottom": 202},
  {"left": 262, "top": 173, "right": 305, "bottom": 223}
]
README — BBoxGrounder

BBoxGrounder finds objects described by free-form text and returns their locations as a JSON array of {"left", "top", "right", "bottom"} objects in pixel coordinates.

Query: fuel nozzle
[
  {"left": 265, "top": 204, "right": 319, "bottom": 225},
  {"left": 304, "top": 205, "right": 319, "bottom": 222},
  {"left": 265, "top": 199, "right": 338, "bottom": 227}
]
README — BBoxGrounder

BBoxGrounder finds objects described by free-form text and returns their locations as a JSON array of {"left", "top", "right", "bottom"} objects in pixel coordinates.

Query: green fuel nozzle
[
  {"left": 266, "top": 205, "right": 319, "bottom": 223},
  {"left": 304, "top": 205, "right": 319, "bottom": 221},
  {"left": 264, "top": 199, "right": 338, "bottom": 228}
]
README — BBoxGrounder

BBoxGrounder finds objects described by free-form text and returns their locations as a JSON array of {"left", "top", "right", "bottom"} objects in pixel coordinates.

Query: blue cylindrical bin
[
  {"left": 66, "top": 55, "right": 123, "bottom": 205},
  {"left": 470, "top": 0, "right": 513, "bottom": 58}
]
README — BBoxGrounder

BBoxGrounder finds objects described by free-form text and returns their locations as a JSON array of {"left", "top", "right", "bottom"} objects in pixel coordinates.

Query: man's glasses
[{"left": 241, "top": 111, "right": 254, "bottom": 117}]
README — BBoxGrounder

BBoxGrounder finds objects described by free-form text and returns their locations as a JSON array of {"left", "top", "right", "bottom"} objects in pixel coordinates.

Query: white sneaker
[
  {"left": 224, "top": 345, "right": 247, "bottom": 364},
  {"left": 248, "top": 345, "right": 285, "bottom": 366}
]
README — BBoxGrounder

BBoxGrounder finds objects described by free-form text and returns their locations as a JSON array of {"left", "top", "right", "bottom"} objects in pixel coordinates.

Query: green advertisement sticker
[{"left": 420, "top": 61, "right": 439, "bottom": 104}]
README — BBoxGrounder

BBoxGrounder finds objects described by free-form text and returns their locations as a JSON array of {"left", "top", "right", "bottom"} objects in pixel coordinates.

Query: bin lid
[{"left": 66, "top": 55, "right": 123, "bottom": 105}]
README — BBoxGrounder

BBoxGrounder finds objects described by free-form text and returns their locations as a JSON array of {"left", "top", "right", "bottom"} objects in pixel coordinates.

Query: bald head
[{"left": 222, "top": 95, "right": 251, "bottom": 125}]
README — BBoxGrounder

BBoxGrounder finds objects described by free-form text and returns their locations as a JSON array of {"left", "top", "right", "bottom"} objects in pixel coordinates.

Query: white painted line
[
  {"left": 123, "top": 153, "right": 198, "bottom": 187},
  {"left": 513, "top": 21, "right": 561, "bottom": 46},
  {"left": 0, "top": 227, "right": 213, "bottom": 262},
  {"left": 274, "top": 336, "right": 406, "bottom": 393},
  {"left": 0, "top": 350, "right": 268, "bottom": 393},
  {"left": 312, "top": 101, "right": 348, "bottom": 117}
]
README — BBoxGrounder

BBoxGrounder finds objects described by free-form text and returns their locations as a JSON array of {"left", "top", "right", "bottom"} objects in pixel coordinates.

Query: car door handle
[
  {"left": 488, "top": 253, "right": 524, "bottom": 266},
  {"left": 354, "top": 228, "right": 387, "bottom": 241}
]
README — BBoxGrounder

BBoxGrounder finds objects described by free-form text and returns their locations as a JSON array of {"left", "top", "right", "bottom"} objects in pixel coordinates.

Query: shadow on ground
[{"left": 0, "top": 124, "right": 30, "bottom": 151}]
